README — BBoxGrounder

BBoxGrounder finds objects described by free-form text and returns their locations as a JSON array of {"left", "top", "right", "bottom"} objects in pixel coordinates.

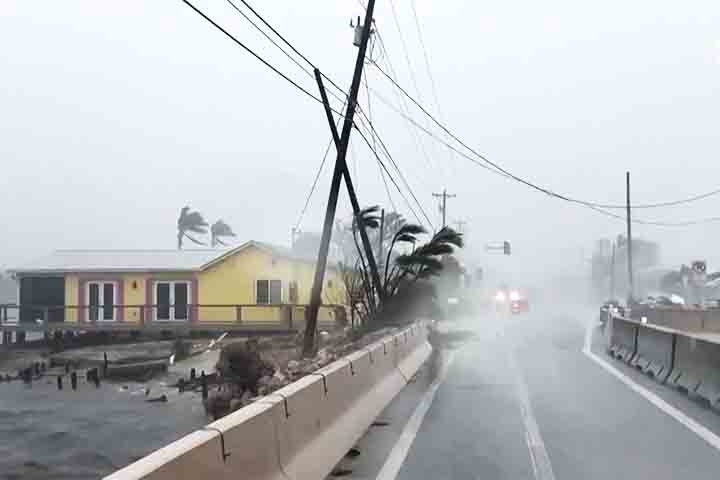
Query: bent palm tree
[
  {"left": 384, "top": 226, "right": 463, "bottom": 297},
  {"left": 177, "top": 206, "right": 209, "bottom": 249},
  {"left": 211, "top": 219, "right": 236, "bottom": 247}
]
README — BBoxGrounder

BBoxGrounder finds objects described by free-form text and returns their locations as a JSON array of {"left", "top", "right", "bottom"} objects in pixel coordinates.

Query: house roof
[{"left": 9, "top": 241, "right": 324, "bottom": 275}]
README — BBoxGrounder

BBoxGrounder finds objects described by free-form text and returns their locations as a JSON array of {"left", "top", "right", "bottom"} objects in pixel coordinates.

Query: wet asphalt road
[{"left": 389, "top": 305, "right": 720, "bottom": 479}]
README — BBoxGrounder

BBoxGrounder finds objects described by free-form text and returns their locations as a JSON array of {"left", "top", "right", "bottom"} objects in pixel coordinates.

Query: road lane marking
[
  {"left": 506, "top": 333, "right": 557, "bottom": 480},
  {"left": 583, "top": 321, "right": 720, "bottom": 452},
  {"left": 375, "top": 351, "right": 456, "bottom": 480}
]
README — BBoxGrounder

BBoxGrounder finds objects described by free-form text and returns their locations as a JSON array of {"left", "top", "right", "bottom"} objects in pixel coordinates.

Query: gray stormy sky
[{"left": 1, "top": 0, "right": 719, "bottom": 280}]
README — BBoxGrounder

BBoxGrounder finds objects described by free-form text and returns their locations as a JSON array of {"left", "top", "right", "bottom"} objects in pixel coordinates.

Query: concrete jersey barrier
[
  {"left": 666, "top": 336, "right": 720, "bottom": 408},
  {"left": 631, "top": 324, "right": 674, "bottom": 381},
  {"left": 608, "top": 314, "right": 720, "bottom": 410},
  {"left": 608, "top": 316, "right": 637, "bottom": 363},
  {"left": 105, "top": 321, "right": 431, "bottom": 480}
]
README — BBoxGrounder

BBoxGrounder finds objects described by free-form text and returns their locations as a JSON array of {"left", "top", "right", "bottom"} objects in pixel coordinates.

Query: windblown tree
[
  {"left": 210, "top": 219, "right": 236, "bottom": 247},
  {"left": 177, "top": 206, "right": 208, "bottom": 249},
  {"left": 337, "top": 206, "right": 463, "bottom": 333}
]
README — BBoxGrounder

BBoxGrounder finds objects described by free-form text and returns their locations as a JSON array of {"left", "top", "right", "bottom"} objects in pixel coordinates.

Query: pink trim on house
[
  {"left": 144, "top": 278, "right": 152, "bottom": 324},
  {"left": 191, "top": 276, "right": 199, "bottom": 324},
  {"left": 116, "top": 281, "right": 124, "bottom": 322},
  {"left": 77, "top": 278, "right": 85, "bottom": 324}
]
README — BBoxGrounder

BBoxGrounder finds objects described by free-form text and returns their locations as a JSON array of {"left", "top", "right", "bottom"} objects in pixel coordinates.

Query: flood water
[{"left": 0, "top": 377, "right": 209, "bottom": 479}]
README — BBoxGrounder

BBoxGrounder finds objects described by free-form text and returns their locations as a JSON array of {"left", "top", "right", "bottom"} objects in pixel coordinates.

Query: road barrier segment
[
  {"left": 105, "top": 321, "right": 431, "bottom": 480},
  {"left": 608, "top": 316, "right": 637, "bottom": 364},
  {"left": 631, "top": 324, "right": 674, "bottom": 381},
  {"left": 667, "top": 336, "right": 720, "bottom": 408},
  {"left": 607, "top": 314, "right": 720, "bottom": 410}
]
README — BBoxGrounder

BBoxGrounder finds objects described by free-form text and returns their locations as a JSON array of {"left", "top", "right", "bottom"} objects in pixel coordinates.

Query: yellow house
[{"left": 9, "top": 241, "right": 345, "bottom": 326}]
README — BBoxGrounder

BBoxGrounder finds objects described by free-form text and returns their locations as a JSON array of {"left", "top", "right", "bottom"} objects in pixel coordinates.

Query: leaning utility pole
[
  {"left": 303, "top": 0, "right": 378, "bottom": 357},
  {"left": 432, "top": 188, "right": 456, "bottom": 228},
  {"left": 625, "top": 171, "right": 634, "bottom": 301},
  {"left": 377, "top": 208, "right": 385, "bottom": 269},
  {"left": 609, "top": 241, "right": 616, "bottom": 300}
]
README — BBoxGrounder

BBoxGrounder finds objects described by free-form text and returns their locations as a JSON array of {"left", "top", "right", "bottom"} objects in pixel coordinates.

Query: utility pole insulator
[{"left": 353, "top": 17, "right": 363, "bottom": 47}]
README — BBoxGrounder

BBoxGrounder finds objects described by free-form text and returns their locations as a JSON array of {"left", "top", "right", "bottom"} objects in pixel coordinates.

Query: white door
[
  {"left": 155, "top": 281, "right": 190, "bottom": 321},
  {"left": 87, "top": 282, "right": 116, "bottom": 322}
]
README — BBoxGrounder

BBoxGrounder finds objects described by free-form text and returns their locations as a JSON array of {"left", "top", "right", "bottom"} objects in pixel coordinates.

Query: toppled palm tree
[
  {"left": 211, "top": 219, "right": 237, "bottom": 247},
  {"left": 177, "top": 206, "right": 208, "bottom": 249}
]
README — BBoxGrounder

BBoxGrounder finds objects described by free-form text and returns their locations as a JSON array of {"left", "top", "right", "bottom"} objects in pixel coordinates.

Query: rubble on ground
[{"left": 206, "top": 325, "right": 404, "bottom": 418}]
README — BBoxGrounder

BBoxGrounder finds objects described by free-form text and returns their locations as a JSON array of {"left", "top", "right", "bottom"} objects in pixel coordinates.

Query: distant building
[{"left": 7, "top": 241, "right": 345, "bottom": 325}]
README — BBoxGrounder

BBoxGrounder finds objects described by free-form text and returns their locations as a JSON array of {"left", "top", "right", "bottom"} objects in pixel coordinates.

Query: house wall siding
[
  {"left": 55, "top": 245, "right": 345, "bottom": 324},
  {"left": 65, "top": 274, "right": 79, "bottom": 322}
]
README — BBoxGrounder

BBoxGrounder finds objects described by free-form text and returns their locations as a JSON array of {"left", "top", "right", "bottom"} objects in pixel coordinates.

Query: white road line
[
  {"left": 505, "top": 331, "right": 556, "bottom": 480},
  {"left": 583, "top": 320, "right": 720, "bottom": 452},
  {"left": 375, "top": 351, "right": 456, "bottom": 480}
]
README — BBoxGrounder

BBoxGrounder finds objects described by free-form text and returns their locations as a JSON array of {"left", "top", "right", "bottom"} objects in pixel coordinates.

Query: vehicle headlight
[
  {"left": 611, "top": 307, "right": 619, "bottom": 313},
  {"left": 495, "top": 291, "right": 506, "bottom": 302},
  {"left": 509, "top": 291, "right": 520, "bottom": 301}
]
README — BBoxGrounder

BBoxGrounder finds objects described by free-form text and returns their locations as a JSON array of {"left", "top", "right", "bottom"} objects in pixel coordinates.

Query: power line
[
  {"left": 355, "top": 110, "right": 435, "bottom": 228},
  {"left": 294, "top": 91, "right": 350, "bottom": 232},
  {"left": 362, "top": 71, "right": 396, "bottom": 212},
  {"left": 409, "top": 0, "right": 443, "bottom": 122},
  {"left": 371, "top": 61, "right": 720, "bottom": 212},
  {"left": 409, "top": 0, "right": 456, "bottom": 180},
  {"left": 293, "top": 139, "right": 334, "bottom": 232},
  {"left": 372, "top": 28, "right": 437, "bottom": 184},
  {"left": 232, "top": 0, "right": 349, "bottom": 100},
  {"left": 179, "top": 0, "right": 345, "bottom": 115},
  {"left": 224, "top": 0, "right": 348, "bottom": 108},
  {"left": 367, "top": 88, "right": 720, "bottom": 228},
  {"left": 178, "top": 0, "right": 352, "bottom": 120},
  {"left": 353, "top": 122, "right": 424, "bottom": 227}
]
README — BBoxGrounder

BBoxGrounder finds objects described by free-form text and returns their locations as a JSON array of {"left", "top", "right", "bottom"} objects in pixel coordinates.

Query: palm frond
[
  {"left": 431, "top": 227, "right": 464, "bottom": 248},
  {"left": 184, "top": 233, "right": 206, "bottom": 246},
  {"left": 394, "top": 254, "right": 443, "bottom": 271},
  {"left": 413, "top": 243, "right": 454, "bottom": 257},
  {"left": 396, "top": 224, "right": 426, "bottom": 237},
  {"left": 211, "top": 219, "right": 236, "bottom": 237}
]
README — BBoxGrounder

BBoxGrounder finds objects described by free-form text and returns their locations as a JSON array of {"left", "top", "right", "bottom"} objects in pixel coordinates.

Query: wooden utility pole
[
  {"left": 609, "top": 242, "right": 616, "bottom": 300},
  {"left": 378, "top": 208, "right": 385, "bottom": 270},
  {"left": 626, "top": 171, "right": 634, "bottom": 301},
  {"left": 303, "top": 1, "right": 378, "bottom": 357},
  {"left": 433, "top": 189, "right": 456, "bottom": 228}
]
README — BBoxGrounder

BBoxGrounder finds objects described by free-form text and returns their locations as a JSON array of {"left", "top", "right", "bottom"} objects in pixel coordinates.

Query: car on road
[{"left": 494, "top": 287, "right": 529, "bottom": 314}]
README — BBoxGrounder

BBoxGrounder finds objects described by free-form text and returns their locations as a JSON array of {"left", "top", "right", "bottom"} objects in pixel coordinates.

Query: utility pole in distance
[
  {"left": 432, "top": 188, "right": 456, "bottom": 228},
  {"left": 303, "top": 1, "right": 378, "bottom": 357},
  {"left": 625, "top": 171, "right": 634, "bottom": 301}
]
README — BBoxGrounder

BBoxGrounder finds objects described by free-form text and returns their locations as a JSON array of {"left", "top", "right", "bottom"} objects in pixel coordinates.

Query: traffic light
[{"left": 503, "top": 241, "right": 511, "bottom": 255}]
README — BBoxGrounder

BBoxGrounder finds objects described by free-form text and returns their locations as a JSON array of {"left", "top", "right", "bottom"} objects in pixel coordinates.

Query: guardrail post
[{"left": 285, "top": 305, "right": 293, "bottom": 329}]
